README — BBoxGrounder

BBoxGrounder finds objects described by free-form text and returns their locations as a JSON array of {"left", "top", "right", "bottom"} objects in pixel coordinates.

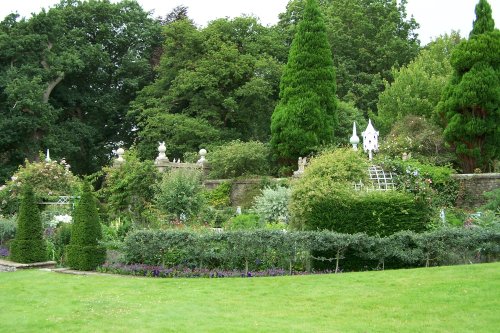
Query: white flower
[{"left": 54, "top": 214, "right": 72, "bottom": 223}]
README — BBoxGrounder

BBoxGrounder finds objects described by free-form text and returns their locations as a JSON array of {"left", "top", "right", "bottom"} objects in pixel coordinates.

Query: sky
[{"left": 0, "top": 0, "right": 499, "bottom": 44}]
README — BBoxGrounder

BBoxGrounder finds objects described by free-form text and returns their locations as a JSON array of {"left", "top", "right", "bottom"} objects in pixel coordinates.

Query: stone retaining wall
[
  {"left": 204, "top": 178, "right": 284, "bottom": 208},
  {"left": 452, "top": 173, "right": 500, "bottom": 208}
]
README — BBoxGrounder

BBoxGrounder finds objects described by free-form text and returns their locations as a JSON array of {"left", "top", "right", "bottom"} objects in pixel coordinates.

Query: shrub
[
  {"left": 377, "top": 157, "right": 458, "bottom": 208},
  {"left": 99, "top": 149, "right": 160, "bottom": 227},
  {"left": 208, "top": 140, "right": 271, "bottom": 179},
  {"left": 224, "top": 214, "right": 262, "bottom": 230},
  {"left": 0, "top": 215, "right": 16, "bottom": 245},
  {"left": 155, "top": 169, "right": 205, "bottom": 224},
  {"left": 0, "top": 157, "right": 80, "bottom": 215},
  {"left": 9, "top": 185, "right": 47, "bottom": 263},
  {"left": 379, "top": 115, "right": 454, "bottom": 165},
  {"left": 66, "top": 182, "right": 106, "bottom": 270},
  {"left": 290, "top": 148, "right": 432, "bottom": 234},
  {"left": 253, "top": 186, "right": 291, "bottom": 223},
  {"left": 204, "top": 181, "right": 232, "bottom": 208},
  {"left": 122, "top": 228, "right": 500, "bottom": 274}
]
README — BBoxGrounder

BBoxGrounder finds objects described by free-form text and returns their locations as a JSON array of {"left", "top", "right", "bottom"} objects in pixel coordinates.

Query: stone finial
[
  {"left": 114, "top": 147, "right": 125, "bottom": 166},
  {"left": 350, "top": 122, "right": 360, "bottom": 151},
  {"left": 156, "top": 141, "right": 169, "bottom": 162},
  {"left": 362, "top": 119, "right": 379, "bottom": 161},
  {"left": 197, "top": 148, "right": 207, "bottom": 166}
]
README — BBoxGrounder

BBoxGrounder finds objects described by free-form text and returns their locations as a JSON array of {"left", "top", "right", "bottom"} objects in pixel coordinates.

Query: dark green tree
[
  {"left": 0, "top": 1, "right": 162, "bottom": 180},
  {"left": 270, "top": 0, "right": 337, "bottom": 166},
  {"left": 66, "top": 181, "right": 105, "bottom": 271},
  {"left": 437, "top": 0, "right": 499, "bottom": 172},
  {"left": 9, "top": 185, "right": 47, "bottom": 263},
  {"left": 130, "top": 16, "right": 285, "bottom": 157}
]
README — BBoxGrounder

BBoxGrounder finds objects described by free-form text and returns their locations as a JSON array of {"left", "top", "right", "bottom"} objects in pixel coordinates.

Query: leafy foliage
[
  {"left": 155, "top": 169, "right": 205, "bottom": 223},
  {"left": 123, "top": 228, "right": 500, "bottom": 272},
  {"left": 9, "top": 185, "right": 47, "bottom": 263},
  {"left": 0, "top": 157, "right": 80, "bottom": 215},
  {"left": 376, "top": 33, "right": 462, "bottom": 134},
  {"left": 0, "top": 215, "right": 16, "bottom": 245},
  {"left": 278, "top": 0, "right": 420, "bottom": 114},
  {"left": 130, "top": 16, "right": 285, "bottom": 155},
  {"left": 271, "top": 0, "right": 337, "bottom": 165},
  {"left": 208, "top": 140, "right": 271, "bottom": 179},
  {"left": 253, "top": 186, "right": 291, "bottom": 223},
  {"left": 66, "top": 182, "right": 105, "bottom": 270},
  {"left": 224, "top": 214, "right": 262, "bottom": 230},
  {"left": 135, "top": 113, "right": 221, "bottom": 161},
  {"left": 379, "top": 115, "right": 454, "bottom": 165},
  {"left": 437, "top": 0, "right": 499, "bottom": 172},
  {"left": 0, "top": 1, "right": 162, "bottom": 179},
  {"left": 290, "top": 148, "right": 431, "bottom": 234},
  {"left": 99, "top": 150, "right": 160, "bottom": 227}
]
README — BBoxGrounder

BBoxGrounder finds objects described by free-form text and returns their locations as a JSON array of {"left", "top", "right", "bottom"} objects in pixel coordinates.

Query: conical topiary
[
  {"left": 10, "top": 185, "right": 47, "bottom": 263},
  {"left": 66, "top": 181, "right": 105, "bottom": 270}
]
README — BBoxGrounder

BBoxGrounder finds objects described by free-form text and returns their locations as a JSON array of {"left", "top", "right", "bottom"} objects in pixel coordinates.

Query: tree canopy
[
  {"left": 376, "top": 32, "right": 462, "bottom": 135},
  {"left": 0, "top": 0, "right": 162, "bottom": 181},
  {"left": 130, "top": 16, "right": 286, "bottom": 160},
  {"left": 277, "top": 0, "right": 420, "bottom": 115}
]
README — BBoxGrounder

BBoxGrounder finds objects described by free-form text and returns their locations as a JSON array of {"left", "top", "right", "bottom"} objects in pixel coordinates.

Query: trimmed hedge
[
  {"left": 123, "top": 228, "right": 500, "bottom": 273},
  {"left": 290, "top": 149, "right": 432, "bottom": 234},
  {"left": 66, "top": 182, "right": 105, "bottom": 270},
  {"left": 9, "top": 185, "right": 47, "bottom": 263}
]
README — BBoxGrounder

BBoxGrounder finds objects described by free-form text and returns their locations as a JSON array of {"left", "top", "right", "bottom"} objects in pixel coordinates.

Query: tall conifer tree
[
  {"left": 271, "top": 0, "right": 337, "bottom": 167},
  {"left": 438, "top": 0, "right": 499, "bottom": 172}
]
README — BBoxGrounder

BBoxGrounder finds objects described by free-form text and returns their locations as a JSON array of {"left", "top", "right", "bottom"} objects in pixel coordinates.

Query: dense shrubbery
[
  {"left": 123, "top": 228, "right": 500, "bottom": 274},
  {"left": 66, "top": 182, "right": 106, "bottom": 270},
  {"left": 0, "top": 158, "right": 80, "bottom": 215},
  {"left": 208, "top": 140, "right": 271, "bottom": 179},
  {"left": 377, "top": 157, "right": 458, "bottom": 208},
  {"left": 290, "top": 148, "right": 431, "bottom": 234},
  {"left": 99, "top": 150, "right": 160, "bottom": 227},
  {"left": 379, "top": 116, "right": 454, "bottom": 165},
  {"left": 9, "top": 186, "right": 47, "bottom": 263},
  {"left": 0, "top": 215, "right": 16, "bottom": 246},
  {"left": 155, "top": 169, "right": 205, "bottom": 224}
]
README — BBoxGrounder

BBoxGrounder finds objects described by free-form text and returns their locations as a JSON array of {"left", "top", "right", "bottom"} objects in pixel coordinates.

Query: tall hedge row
[
  {"left": 9, "top": 185, "right": 47, "bottom": 263},
  {"left": 123, "top": 228, "right": 500, "bottom": 273}
]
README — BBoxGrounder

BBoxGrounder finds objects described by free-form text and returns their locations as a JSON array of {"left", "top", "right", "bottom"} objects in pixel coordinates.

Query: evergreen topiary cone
[
  {"left": 66, "top": 181, "right": 105, "bottom": 270},
  {"left": 10, "top": 185, "right": 47, "bottom": 263}
]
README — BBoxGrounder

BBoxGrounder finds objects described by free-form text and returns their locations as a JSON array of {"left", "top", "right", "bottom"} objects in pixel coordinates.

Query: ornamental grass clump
[
  {"left": 9, "top": 185, "right": 47, "bottom": 263},
  {"left": 66, "top": 181, "right": 105, "bottom": 271}
]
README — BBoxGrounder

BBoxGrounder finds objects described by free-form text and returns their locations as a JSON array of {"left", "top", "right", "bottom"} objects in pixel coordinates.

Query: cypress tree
[
  {"left": 270, "top": 0, "right": 337, "bottom": 167},
  {"left": 470, "top": 0, "right": 495, "bottom": 38},
  {"left": 10, "top": 185, "right": 47, "bottom": 263},
  {"left": 66, "top": 181, "right": 105, "bottom": 270},
  {"left": 438, "top": 0, "right": 499, "bottom": 172}
]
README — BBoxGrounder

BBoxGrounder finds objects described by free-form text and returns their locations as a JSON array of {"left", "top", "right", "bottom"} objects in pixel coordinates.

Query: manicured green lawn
[{"left": 1, "top": 263, "right": 499, "bottom": 332}]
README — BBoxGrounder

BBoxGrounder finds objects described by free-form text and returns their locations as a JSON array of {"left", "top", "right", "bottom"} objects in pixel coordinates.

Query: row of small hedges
[{"left": 123, "top": 228, "right": 500, "bottom": 273}]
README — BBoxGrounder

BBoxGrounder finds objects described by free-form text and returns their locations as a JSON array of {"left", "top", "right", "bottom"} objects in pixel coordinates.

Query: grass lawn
[{"left": 1, "top": 263, "right": 499, "bottom": 333}]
